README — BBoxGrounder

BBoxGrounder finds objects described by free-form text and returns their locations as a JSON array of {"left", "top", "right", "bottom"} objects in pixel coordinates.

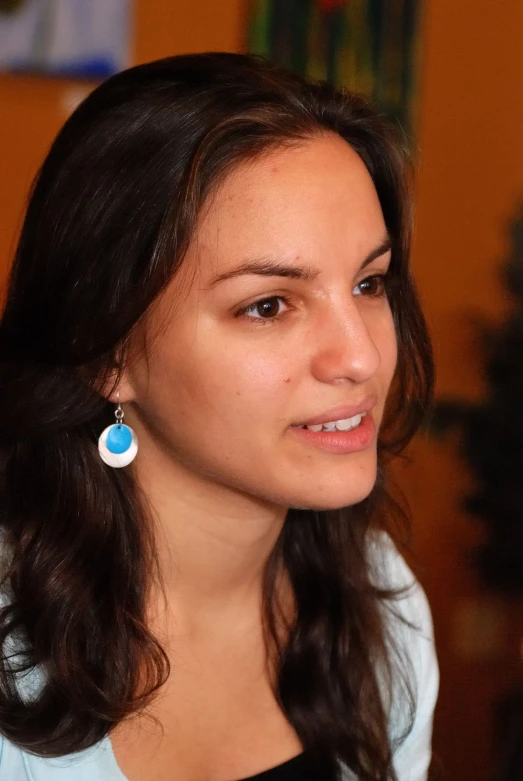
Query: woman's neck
[{"left": 131, "top": 435, "right": 288, "bottom": 636}]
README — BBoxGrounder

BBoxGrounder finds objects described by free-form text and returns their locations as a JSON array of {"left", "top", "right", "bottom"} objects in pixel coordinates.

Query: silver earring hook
[{"left": 115, "top": 393, "right": 124, "bottom": 427}]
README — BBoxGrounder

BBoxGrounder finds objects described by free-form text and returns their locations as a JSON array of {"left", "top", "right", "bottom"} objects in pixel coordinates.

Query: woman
[{"left": 0, "top": 53, "right": 438, "bottom": 780}]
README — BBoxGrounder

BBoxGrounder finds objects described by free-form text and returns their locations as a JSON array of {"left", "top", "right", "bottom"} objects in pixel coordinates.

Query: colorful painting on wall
[
  {"left": 248, "top": 0, "right": 421, "bottom": 136},
  {"left": 0, "top": 0, "right": 132, "bottom": 79}
]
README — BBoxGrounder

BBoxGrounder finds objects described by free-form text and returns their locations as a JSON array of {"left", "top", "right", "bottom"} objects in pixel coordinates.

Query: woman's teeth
[{"left": 304, "top": 412, "right": 366, "bottom": 432}]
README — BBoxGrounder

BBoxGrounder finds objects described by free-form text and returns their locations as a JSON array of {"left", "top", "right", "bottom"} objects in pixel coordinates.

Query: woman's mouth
[
  {"left": 289, "top": 411, "right": 375, "bottom": 454},
  {"left": 297, "top": 412, "right": 366, "bottom": 432}
]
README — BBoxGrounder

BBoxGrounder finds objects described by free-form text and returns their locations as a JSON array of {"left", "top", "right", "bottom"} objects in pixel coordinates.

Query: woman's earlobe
[
  {"left": 84, "top": 369, "right": 136, "bottom": 407},
  {"left": 105, "top": 382, "right": 135, "bottom": 405}
]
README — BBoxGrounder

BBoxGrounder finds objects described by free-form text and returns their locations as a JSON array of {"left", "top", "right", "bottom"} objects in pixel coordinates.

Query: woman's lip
[
  {"left": 293, "top": 396, "right": 377, "bottom": 427},
  {"left": 289, "top": 410, "right": 375, "bottom": 454}
]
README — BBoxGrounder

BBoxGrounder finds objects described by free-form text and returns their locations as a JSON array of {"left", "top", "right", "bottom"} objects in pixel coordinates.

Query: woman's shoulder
[
  {"left": 368, "top": 530, "right": 436, "bottom": 639},
  {"left": 0, "top": 734, "right": 125, "bottom": 780},
  {"left": 0, "top": 532, "right": 126, "bottom": 779},
  {"left": 368, "top": 531, "right": 440, "bottom": 780}
]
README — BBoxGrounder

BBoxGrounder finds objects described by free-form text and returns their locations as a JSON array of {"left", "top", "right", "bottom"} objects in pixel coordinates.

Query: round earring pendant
[{"left": 98, "top": 424, "right": 138, "bottom": 468}]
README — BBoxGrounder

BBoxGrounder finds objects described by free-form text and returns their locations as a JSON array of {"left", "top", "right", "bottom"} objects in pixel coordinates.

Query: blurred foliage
[
  {"left": 248, "top": 0, "right": 421, "bottom": 137},
  {"left": 430, "top": 206, "right": 523, "bottom": 594},
  {"left": 0, "top": 0, "right": 26, "bottom": 15}
]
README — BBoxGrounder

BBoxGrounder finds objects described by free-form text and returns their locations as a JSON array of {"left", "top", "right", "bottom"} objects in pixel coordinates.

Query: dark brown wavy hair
[{"left": 0, "top": 53, "right": 433, "bottom": 780}]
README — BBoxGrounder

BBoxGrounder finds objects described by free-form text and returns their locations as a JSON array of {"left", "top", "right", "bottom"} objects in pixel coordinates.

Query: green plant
[{"left": 430, "top": 206, "right": 523, "bottom": 593}]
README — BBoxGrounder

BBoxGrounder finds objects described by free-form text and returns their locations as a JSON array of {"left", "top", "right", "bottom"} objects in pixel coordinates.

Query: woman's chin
[{"left": 287, "top": 476, "right": 377, "bottom": 512}]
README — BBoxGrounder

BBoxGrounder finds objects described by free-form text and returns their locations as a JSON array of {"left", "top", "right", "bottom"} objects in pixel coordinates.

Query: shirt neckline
[{"left": 103, "top": 737, "right": 306, "bottom": 781}]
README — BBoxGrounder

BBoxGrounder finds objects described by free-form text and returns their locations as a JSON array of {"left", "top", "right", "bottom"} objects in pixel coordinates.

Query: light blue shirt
[{"left": 0, "top": 535, "right": 439, "bottom": 780}]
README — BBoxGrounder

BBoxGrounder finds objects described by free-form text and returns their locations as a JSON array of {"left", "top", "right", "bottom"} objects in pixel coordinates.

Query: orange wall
[
  {"left": 1, "top": 2, "right": 522, "bottom": 780},
  {"left": 133, "top": 0, "right": 245, "bottom": 64},
  {"left": 406, "top": 1, "right": 523, "bottom": 779}
]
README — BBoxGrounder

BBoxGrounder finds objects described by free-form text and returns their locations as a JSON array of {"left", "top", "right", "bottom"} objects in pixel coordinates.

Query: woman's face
[{"left": 124, "top": 134, "right": 397, "bottom": 511}]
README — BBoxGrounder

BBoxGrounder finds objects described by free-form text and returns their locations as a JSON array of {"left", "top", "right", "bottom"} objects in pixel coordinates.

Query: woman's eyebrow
[
  {"left": 207, "top": 257, "right": 320, "bottom": 288},
  {"left": 207, "top": 237, "right": 392, "bottom": 288},
  {"left": 362, "top": 237, "right": 392, "bottom": 268}
]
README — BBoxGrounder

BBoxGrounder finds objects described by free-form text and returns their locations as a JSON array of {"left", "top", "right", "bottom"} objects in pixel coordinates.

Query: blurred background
[{"left": 0, "top": 1, "right": 522, "bottom": 779}]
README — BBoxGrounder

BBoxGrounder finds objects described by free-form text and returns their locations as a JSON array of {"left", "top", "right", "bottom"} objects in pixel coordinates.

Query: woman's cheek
[
  {"left": 371, "top": 308, "right": 397, "bottom": 381},
  {"left": 232, "top": 349, "right": 298, "bottom": 401}
]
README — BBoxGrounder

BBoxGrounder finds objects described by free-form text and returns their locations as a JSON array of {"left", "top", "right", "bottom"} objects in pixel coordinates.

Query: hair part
[{"left": 0, "top": 53, "right": 433, "bottom": 780}]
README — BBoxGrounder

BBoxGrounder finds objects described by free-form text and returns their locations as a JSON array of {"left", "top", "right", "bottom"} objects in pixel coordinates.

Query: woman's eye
[
  {"left": 353, "top": 274, "right": 387, "bottom": 297},
  {"left": 238, "top": 296, "right": 289, "bottom": 320}
]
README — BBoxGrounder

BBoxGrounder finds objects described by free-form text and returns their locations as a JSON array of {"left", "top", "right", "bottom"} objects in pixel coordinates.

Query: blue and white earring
[{"left": 98, "top": 395, "right": 138, "bottom": 468}]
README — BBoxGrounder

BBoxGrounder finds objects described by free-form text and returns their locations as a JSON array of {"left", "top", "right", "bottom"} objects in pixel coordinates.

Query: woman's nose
[{"left": 309, "top": 300, "right": 382, "bottom": 385}]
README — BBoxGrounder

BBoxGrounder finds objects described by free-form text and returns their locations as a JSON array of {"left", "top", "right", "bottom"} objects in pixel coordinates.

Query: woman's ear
[
  {"left": 104, "top": 373, "right": 133, "bottom": 404},
  {"left": 89, "top": 330, "right": 144, "bottom": 405},
  {"left": 102, "top": 370, "right": 136, "bottom": 405},
  {"left": 84, "top": 359, "right": 136, "bottom": 406}
]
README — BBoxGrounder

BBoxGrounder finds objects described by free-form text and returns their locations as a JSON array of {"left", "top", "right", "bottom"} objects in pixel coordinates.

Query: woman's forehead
[{"left": 187, "top": 135, "right": 385, "bottom": 278}]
